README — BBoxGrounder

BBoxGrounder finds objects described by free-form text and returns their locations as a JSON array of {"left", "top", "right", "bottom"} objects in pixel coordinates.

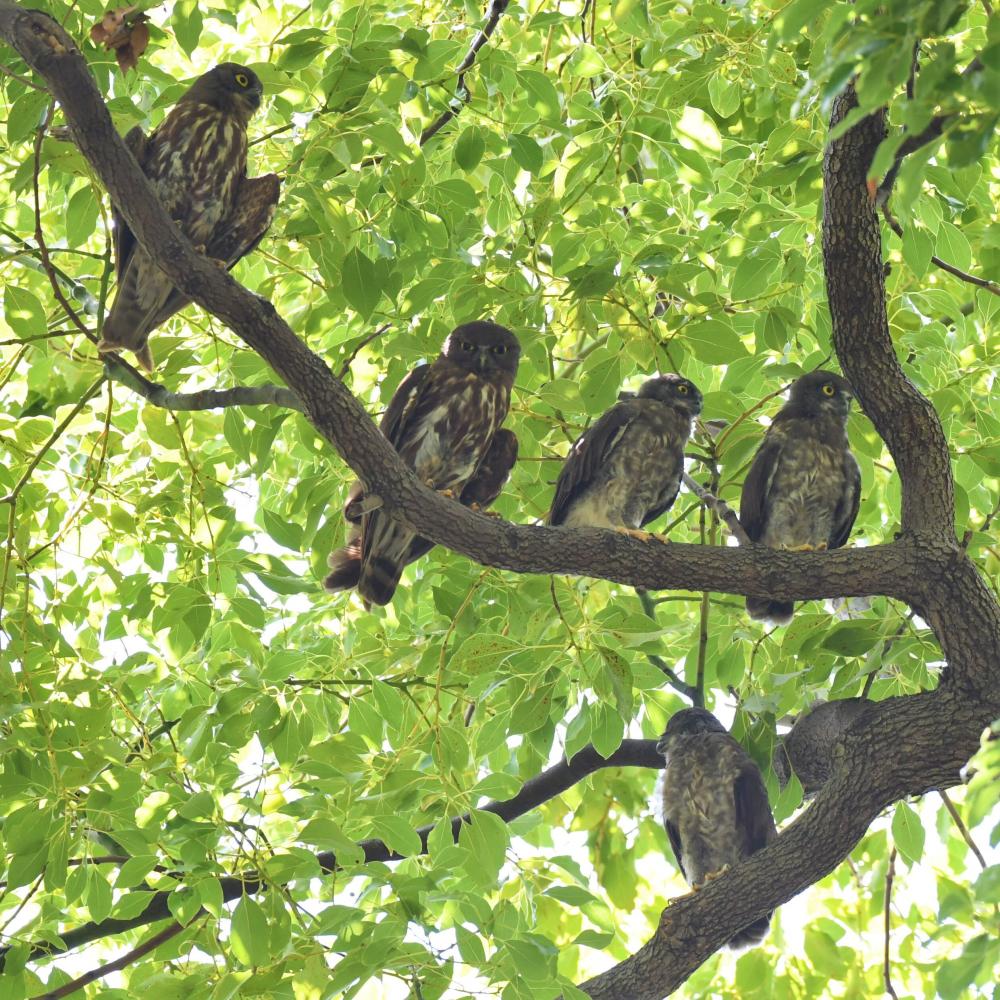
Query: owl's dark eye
[
  {"left": 491, "top": 345, "right": 508, "bottom": 355},
  {"left": 461, "top": 341, "right": 476, "bottom": 352},
  {"left": 822, "top": 383, "right": 836, "bottom": 397},
  {"left": 676, "top": 384, "right": 689, "bottom": 394},
  {"left": 235, "top": 73, "right": 250, "bottom": 88}
]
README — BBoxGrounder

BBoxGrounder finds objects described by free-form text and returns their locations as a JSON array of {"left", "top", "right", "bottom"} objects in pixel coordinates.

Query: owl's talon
[
  {"left": 701, "top": 865, "right": 732, "bottom": 883},
  {"left": 615, "top": 527, "right": 656, "bottom": 542},
  {"left": 784, "top": 543, "right": 817, "bottom": 552},
  {"left": 437, "top": 488, "right": 457, "bottom": 499}
]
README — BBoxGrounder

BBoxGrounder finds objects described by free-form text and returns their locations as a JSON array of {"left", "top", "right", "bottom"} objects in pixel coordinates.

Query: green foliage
[{"left": 1, "top": 0, "right": 999, "bottom": 997}]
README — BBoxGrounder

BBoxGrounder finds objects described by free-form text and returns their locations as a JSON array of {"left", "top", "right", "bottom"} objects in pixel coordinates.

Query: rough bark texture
[{"left": 1, "top": 6, "right": 998, "bottom": 996}]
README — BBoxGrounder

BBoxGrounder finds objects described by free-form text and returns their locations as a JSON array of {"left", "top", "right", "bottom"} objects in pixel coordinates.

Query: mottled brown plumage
[
  {"left": 657, "top": 708, "right": 777, "bottom": 949},
  {"left": 325, "top": 322, "right": 521, "bottom": 606},
  {"left": 98, "top": 63, "right": 279, "bottom": 370},
  {"left": 326, "top": 428, "right": 518, "bottom": 592},
  {"left": 547, "top": 374, "right": 703, "bottom": 532},
  {"left": 739, "top": 370, "right": 861, "bottom": 624}
]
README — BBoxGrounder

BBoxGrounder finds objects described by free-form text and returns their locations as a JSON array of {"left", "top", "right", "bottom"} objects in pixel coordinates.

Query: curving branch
[{"left": 11, "top": 741, "right": 662, "bottom": 963}]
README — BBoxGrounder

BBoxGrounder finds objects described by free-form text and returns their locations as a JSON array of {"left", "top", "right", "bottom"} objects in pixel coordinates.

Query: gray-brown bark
[{"left": 1, "top": 5, "right": 998, "bottom": 997}]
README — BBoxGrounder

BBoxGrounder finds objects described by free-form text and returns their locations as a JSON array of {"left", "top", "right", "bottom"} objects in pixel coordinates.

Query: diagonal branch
[{"left": 9, "top": 740, "right": 663, "bottom": 963}]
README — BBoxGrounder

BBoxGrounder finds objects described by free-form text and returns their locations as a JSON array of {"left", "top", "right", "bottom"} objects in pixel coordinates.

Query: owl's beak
[{"left": 475, "top": 347, "right": 490, "bottom": 372}]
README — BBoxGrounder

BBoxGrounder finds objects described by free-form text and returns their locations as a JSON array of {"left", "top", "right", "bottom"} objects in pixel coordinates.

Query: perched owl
[
  {"left": 739, "top": 370, "right": 861, "bottom": 624},
  {"left": 325, "top": 322, "right": 521, "bottom": 606},
  {"left": 98, "top": 63, "right": 280, "bottom": 371},
  {"left": 325, "top": 428, "right": 518, "bottom": 592},
  {"left": 657, "top": 708, "right": 777, "bottom": 949},
  {"left": 547, "top": 374, "right": 703, "bottom": 536},
  {"left": 773, "top": 697, "right": 868, "bottom": 796}
]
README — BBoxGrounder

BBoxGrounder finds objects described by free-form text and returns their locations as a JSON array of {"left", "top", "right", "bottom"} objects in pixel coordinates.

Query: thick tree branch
[
  {"left": 103, "top": 355, "right": 305, "bottom": 412},
  {"left": 10, "top": 741, "right": 663, "bottom": 964},
  {"left": 0, "top": 1, "right": 926, "bottom": 606},
  {"left": 822, "top": 87, "right": 955, "bottom": 537}
]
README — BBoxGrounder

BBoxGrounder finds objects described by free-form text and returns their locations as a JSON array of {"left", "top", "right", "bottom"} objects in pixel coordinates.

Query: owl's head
[
  {"left": 789, "top": 369, "right": 854, "bottom": 419},
  {"left": 656, "top": 707, "right": 727, "bottom": 755},
  {"left": 187, "top": 63, "right": 264, "bottom": 119},
  {"left": 443, "top": 321, "right": 521, "bottom": 379},
  {"left": 637, "top": 373, "right": 703, "bottom": 418}
]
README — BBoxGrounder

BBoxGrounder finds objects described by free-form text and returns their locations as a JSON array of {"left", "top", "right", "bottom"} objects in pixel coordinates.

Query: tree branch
[
  {"left": 9, "top": 741, "right": 662, "bottom": 964},
  {"left": 882, "top": 205, "right": 1000, "bottom": 295},
  {"left": 822, "top": 86, "right": 955, "bottom": 537},
  {"left": 103, "top": 355, "right": 305, "bottom": 412}
]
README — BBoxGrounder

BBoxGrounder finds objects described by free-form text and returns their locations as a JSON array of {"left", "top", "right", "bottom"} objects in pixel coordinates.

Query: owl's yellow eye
[
  {"left": 822, "top": 383, "right": 836, "bottom": 396},
  {"left": 677, "top": 384, "right": 688, "bottom": 394},
  {"left": 491, "top": 345, "right": 507, "bottom": 355},
  {"left": 235, "top": 73, "right": 250, "bottom": 88},
  {"left": 461, "top": 341, "right": 476, "bottom": 352}
]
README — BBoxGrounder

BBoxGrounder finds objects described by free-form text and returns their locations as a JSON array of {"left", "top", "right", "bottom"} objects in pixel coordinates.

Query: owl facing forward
[{"left": 657, "top": 708, "right": 777, "bottom": 949}]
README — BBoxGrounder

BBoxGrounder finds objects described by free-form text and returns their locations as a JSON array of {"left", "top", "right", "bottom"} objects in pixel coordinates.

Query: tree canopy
[{"left": 0, "top": 0, "right": 999, "bottom": 998}]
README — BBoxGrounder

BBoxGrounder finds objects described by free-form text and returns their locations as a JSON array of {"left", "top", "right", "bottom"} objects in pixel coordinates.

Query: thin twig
[
  {"left": 883, "top": 847, "right": 899, "bottom": 1000},
  {"left": 636, "top": 589, "right": 701, "bottom": 705},
  {"left": 938, "top": 790, "right": 988, "bottom": 869},
  {"left": 682, "top": 472, "right": 750, "bottom": 545},
  {"left": 102, "top": 355, "right": 304, "bottom": 412},
  {"left": 35, "top": 918, "right": 192, "bottom": 999},
  {"left": 883, "top": 207, "right": 1000, "bottom": 296},
  {"left": 336, "top": 322, "right": 391, "bottom": 379},
  {"left": 0, "top": 377, "right": 105, "bottom": 505}
]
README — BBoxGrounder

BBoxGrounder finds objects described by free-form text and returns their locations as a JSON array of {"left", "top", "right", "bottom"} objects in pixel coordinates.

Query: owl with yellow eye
[
  {"left": 739, "top": 370, "right": 861, "bottom": 624},
  {"left": 99, "top": 62, "right": 280, "bottom": 371}
]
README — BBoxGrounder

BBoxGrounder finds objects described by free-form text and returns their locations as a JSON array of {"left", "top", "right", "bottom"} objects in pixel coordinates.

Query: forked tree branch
[{"left": 2, "top": 8, "right": 999, "bottom": 998}]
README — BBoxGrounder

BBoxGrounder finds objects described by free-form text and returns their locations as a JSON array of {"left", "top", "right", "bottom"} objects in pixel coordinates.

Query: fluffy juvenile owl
[
  {"left": 547, "top": 374, "right": 703, "bottom": 536},
  {"left": 657, "top": 708, "right": 777, "bottom": 949},
  {"left": 98, "top": 62, "right": 279, "bottom": 371},
  {"left": 739, "top": 370, "right": 861, "bottom": 624},
  {"left": 325, "top": 321, "right": 521, "bottom": 606}
]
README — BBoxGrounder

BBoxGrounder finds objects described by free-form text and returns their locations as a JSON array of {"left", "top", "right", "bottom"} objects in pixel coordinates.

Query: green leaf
[
  {"left": 230, "top": 896, "right": 269, "bottom": 967},
  {"left": 341, "top": 248, "right": 381, "bottom": 319},
  {"left": 682, "top": 320, "right": 748, "bottom": 364},
  {"left": 4, "top": 286, "right": 47, "bottom": 339},
  {"left": 65, "top": 186, "right": 99, "bottom": 249},
  {"left": 731, "top": 247, "right": 782, "bottom": 301},
  {"left": 508, "top": 133, "right": 543, "bottom": 174},
  {"left": 891, "top": 802, "right": 925, "bottom": 865}
]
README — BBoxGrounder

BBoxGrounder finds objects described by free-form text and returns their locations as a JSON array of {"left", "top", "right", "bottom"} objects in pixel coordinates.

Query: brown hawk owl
[
  {"left": 98, "top": 63, "right": 280, "bottom": 371},
  {"left": 657, "top": 708, "right": 777, "bottom": 949},
  {"left": 325, "top": 322, "right": 521, "bottom": 606},
  {"left": 547, "top": 374, "right": 703, "bottom": 535},
  {"left": 739, "top": 370, "right": 861, "bottom": 623}
]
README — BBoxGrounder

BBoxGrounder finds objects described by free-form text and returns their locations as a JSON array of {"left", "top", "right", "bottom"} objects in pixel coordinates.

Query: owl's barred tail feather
[
  {"left": 746, "top": 596, "right": 794, "bottom": 625},
  {"left": 324, "top": 537, "right": 362, "bottom": 592},
  {"left": 357, "top": 555, "right": 404, "bottom": 607},
  {"left": 727, "top": 913, "right": 772, "bottom": 949}
]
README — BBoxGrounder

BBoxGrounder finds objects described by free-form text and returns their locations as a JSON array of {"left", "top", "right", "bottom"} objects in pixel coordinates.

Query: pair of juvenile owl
[{"left": 326, "top": 321, "right": 862, "bottom": 616}]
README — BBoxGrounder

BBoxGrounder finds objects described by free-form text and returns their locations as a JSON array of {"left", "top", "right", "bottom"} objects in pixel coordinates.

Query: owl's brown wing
[
  {"left": 828, "top": 452, "right": 861, "bottom": 550},
  {"left": 548, "top": 401, "right": 639, "bottom": 525},
  {"left": 139, "top": 173, "right": 282, "bottom": 337},
  {"left": 733, "top": 757, "right": 777, "bottom": 857},
  {"left": 739, "top": 435, "right": 783, "bottom": 542},
  {"left": 403, "top": 428, "right": 519, "bottom": 565},
  {"left": 112, "top": 126, "right": 148, "bottom": 283},
  {"left": 663, "top": 818, "right": 688, "bottom": 883}
]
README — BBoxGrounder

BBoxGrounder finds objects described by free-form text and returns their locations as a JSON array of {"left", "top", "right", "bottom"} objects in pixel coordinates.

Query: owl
[
  {"left": 739, "top": 370, "right": 861, "bottom": 623},
  {"left": 325, "top": 322, "right": 521, "bottom": 606},
  {"left": 98, "top": 62, "right": 280, "bottom": 371},
  {"left": 547, "top": 374, "right": 703, "bottom": 537},
  {"left": 657, "top": 708, "right": 777, "bottom": 949}
]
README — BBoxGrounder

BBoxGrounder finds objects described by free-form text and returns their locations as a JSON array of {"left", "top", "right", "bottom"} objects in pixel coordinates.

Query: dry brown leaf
[{"left": 89, "top": 6, "right": 150, "bottom": 73}]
